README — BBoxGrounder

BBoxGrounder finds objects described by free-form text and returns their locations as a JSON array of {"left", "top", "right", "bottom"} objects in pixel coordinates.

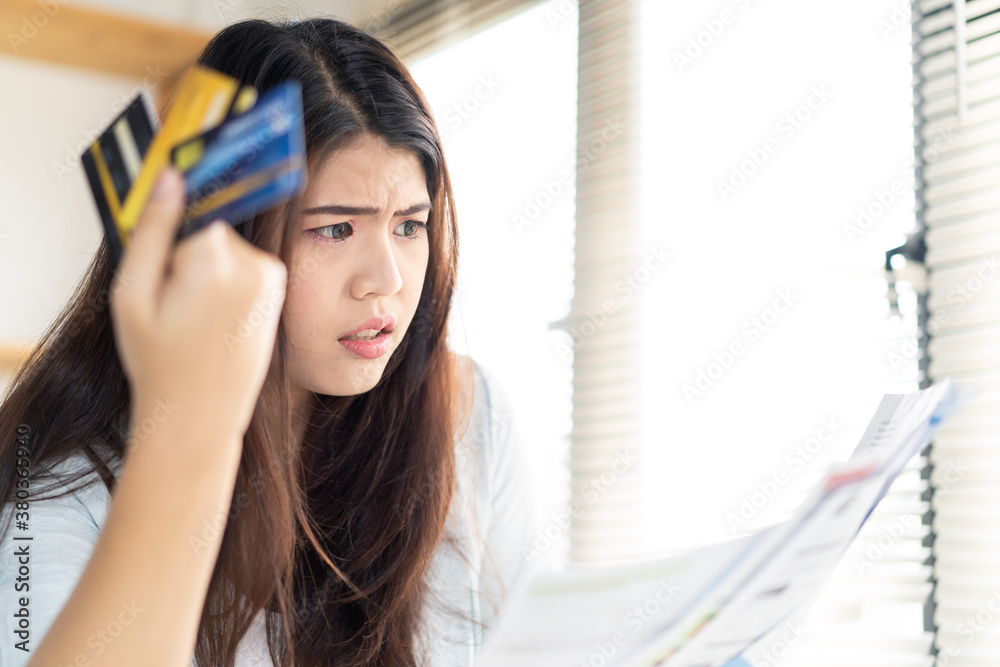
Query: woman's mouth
[{"left": 338, "top": 329, "right": 391, "bottom": 359}]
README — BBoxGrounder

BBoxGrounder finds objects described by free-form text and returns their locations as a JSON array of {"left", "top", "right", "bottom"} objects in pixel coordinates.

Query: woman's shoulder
[
  {"left": 456, "top": 353, "right": 514, "bottom": 427},
  {"left": 454, "top": 354, "right": 516, "bottom": 467},
  {"left": 1, "top": 448, "right": 116, "bottom": 536},
  {"left": 0, "top": 449, "right": 120, "bottom": 665},
  {"left": 452, "top": 353, "right": 532, "bottom": 509},
  {"left": 447, "top": 355, "right": 540, "bottom": 650}
]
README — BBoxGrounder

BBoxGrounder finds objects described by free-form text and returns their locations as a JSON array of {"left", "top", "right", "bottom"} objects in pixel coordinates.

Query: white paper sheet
[{"left": 476, "top": 379, "right": 969, "bottom": 667}]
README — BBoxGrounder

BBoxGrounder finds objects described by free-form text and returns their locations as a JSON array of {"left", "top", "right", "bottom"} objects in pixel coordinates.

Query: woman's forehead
[{"left": 305, "top": 137, "right": 428, "bottom": 203}]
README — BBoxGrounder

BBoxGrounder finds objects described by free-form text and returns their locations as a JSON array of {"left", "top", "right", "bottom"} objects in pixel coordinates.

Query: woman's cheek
[{"left": 290, "top": 251, "right": 320, "bottom": 282}]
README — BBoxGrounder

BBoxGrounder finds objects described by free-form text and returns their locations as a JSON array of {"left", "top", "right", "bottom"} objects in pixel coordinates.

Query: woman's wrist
[{"left": 127, "top": 391, "right": 245, "bottom": 458}]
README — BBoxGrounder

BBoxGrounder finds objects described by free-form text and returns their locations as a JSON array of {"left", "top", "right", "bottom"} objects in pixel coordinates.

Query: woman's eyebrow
[{"left": 301, "top": 202, "right": 431, "bottom": 217}]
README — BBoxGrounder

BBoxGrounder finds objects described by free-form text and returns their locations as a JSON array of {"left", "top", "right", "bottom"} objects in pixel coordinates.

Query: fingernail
[
  {"left": 208, "top": 219, "right": 228, "bottom": 237},
  {"left": 151, "top": 169, "right": 173, "bottom": 198}
]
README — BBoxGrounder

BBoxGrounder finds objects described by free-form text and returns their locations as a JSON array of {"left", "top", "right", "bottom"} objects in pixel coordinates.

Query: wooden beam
[
  {"left": 0, "top": 340, "right": 34, "bottom": 378},
  {"left": 0, "top": 0, "right": 212, "bottom": 104}
]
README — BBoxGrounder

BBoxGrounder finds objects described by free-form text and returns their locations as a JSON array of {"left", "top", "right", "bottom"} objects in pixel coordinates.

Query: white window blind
[
  {"left": 371, "top": 0, "right": 546, "bottom": 62},
  {"left": 915, "top": 0, "right": 1000, "bottom": 665},
  {"left": 546, "top": 0, "right": 645, "bottom": 564}
]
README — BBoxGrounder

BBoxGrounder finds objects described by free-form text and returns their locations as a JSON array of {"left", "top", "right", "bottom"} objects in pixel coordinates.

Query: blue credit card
[{"left": 169, "top": 79, "right": 307, "bottom": 239}]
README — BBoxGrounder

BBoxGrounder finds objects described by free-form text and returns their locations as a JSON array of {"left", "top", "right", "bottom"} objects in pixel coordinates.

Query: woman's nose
[{"left": 350, "top": 231, "right": 403, "bottom": 298}]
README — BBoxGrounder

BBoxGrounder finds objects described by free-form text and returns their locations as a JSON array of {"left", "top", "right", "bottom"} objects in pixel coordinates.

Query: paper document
[{"left": 476, "top": 379, "right": 969, "bottom": 667}]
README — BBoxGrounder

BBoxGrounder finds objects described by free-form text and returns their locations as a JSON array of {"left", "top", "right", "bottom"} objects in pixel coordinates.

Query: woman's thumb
[{"left": 118, "top": 167, "right": 187, "bottom": 315}]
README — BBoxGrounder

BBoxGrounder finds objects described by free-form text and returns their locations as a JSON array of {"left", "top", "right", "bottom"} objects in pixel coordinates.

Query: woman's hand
[{"left": 109, "top": 166, "right": 287, "bottom": 440}]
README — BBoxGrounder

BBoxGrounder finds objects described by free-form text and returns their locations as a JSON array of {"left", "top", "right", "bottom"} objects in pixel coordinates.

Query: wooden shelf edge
[
  {"left": 0, "top": 0, "right": 213, "bottom": 82},
  {"left": 0, "top": 340, "right": 36, "bottom": 377}
]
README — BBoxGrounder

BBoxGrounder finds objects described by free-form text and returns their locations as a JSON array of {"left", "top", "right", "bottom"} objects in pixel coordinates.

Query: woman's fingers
[
  {"left": 107, "top": 162, "right": 288, "bottom": 436},
  {"left": 116, "top": 167, "right": 186, "bottom": 324}
]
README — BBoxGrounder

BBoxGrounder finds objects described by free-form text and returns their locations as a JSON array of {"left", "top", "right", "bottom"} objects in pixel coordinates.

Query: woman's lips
[{"left": 338, "top": 329, "right": 391, "bottom": 359}]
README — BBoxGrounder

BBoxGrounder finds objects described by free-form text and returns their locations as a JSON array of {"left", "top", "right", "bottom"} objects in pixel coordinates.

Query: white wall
[
  {"left": 0, "top": 0, "right": 406, "bottom": 390},
  {"left": 0, "top": 56, "right": 140, "bottom": 342},
  {"left": 38, "top": 0, "right": 391, "bottom": 32}
]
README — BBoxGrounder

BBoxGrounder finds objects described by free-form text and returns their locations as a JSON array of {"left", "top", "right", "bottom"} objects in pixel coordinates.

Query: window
[
  {"left": 404, "top": 0, "right": 943, "bottom": 663},
  {"left": 408, "top": 0, "right": 577, "bottom": 562}
]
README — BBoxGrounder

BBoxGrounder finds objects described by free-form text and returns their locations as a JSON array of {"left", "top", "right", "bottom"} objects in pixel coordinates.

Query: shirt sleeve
[
  {"left": 0, "top": 457, "right": 111, "bottom": 666},
  {"left": 470, "top": 360, "right": 543, "bottom": 649}
]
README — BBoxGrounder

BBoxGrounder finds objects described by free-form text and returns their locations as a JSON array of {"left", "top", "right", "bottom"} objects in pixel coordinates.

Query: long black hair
[{"left": 0, "top": 16, "right": 485, "bottom": 667}]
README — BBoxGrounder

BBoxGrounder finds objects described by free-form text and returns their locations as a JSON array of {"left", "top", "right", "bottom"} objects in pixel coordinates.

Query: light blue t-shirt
[{"left": 0, "top": 357, "right": 540, "bottom": 667}]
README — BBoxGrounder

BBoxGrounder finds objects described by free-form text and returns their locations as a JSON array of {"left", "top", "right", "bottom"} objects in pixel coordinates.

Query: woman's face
[{"left": 281, "top": 133, "right": 431, "bottom": 405}]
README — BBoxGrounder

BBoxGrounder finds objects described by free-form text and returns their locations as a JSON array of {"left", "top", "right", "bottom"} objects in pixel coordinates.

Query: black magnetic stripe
[
  {"left": 98, "top": 129, "right": 131, "bottom": 206},
  {"left": 125, "top": 95, "right": 155, "bottom": 157}
]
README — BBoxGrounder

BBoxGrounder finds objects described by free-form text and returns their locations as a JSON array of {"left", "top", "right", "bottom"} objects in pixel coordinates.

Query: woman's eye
[
  {"left": 313, "top": 222, "right": 352, "bottom": 240},
  {"left": 395, "top": 220, "right": 428, "bottom": 238},
  {"left": 309, "top": 220, "right": 427, "bottom": 243}
]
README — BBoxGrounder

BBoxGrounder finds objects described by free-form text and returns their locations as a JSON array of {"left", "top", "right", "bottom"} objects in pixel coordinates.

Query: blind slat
[{"left": 918, "top": 1, "right": 1000, "bottom": 664}]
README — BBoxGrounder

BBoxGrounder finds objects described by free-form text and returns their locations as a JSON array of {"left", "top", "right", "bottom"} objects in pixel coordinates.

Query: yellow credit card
[
  {"left": 116, "top": 65, "right": 243, "bottom": 241},
  {"left": 82, "top": 66, "right": 284, "bottom": 269}
]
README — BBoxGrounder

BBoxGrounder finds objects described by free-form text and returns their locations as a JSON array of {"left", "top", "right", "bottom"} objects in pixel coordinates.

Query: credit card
[
  {"left": 80, "top": 89, "right": 160, "bottom": 264},
  {"left": 81, "top": 65, "right": 307, "bottom": 269},
  {"left": 169, "top": 79, "right": 307, "bottom": 239},
  {"left": 115, "top": 65, "right": 245, "bottom": 246}
]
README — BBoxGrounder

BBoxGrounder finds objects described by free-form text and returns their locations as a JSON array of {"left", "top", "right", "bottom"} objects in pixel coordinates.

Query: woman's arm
[
  {"left": 472, "top": 360, "right": 541, "bottom": 641},
  {"left": 23, "top": 166, "right": 286, "bottom": 667},
  {"left": 25, "top": 402, "right": 243, "bottom": 667}
]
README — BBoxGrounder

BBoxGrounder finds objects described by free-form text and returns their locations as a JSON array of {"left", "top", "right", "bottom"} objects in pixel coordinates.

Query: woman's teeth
[{"left": 343, "top": 328, "right": 381, "bottom": 340}]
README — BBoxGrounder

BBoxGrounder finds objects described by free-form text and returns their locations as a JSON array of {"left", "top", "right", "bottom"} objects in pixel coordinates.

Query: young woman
[{"left": 0, "top": 17, "right": 537, "bottom": 667}]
